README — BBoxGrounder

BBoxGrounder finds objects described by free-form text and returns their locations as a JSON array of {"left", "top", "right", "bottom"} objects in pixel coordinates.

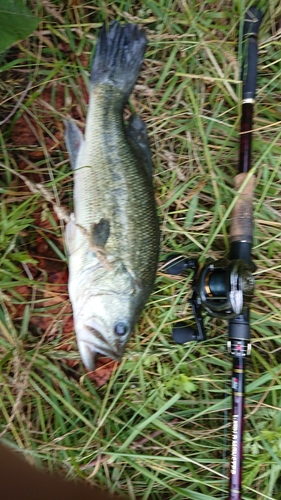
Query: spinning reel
[{"left": 166, "top": 256, "right": 255, "bottom": 345}]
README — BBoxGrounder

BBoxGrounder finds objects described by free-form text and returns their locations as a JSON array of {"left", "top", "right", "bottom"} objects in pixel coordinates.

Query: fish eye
[{"left": 114, "top": 322, "right": 128, "bottom": 336}]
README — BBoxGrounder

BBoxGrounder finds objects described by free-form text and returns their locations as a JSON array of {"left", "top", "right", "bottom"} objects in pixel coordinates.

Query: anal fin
[{"left": 64, "top": 120, "right": 84, "bottom": 170}]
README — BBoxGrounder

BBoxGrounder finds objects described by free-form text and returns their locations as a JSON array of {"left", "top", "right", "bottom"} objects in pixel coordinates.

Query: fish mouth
[{"left": 78, "top": 339, "right": 124, "bottom": 372}]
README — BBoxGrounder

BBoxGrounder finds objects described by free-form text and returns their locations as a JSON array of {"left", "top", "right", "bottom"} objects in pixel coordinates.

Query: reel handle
[{"left": 172, "top": 324, "right": 199, "bottom": 344}]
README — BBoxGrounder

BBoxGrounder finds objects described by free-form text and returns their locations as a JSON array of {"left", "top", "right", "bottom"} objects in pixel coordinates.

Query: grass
[{"left": 1, "top": 0, "right": 281, "bottom": 499}]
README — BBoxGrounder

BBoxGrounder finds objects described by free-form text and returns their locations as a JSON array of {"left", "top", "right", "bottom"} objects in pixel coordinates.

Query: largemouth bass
[{"left": 64, "top": 21, "right": 160, "bottom": 371}]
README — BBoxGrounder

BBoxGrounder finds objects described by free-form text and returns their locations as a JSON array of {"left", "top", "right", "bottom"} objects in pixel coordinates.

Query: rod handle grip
[{"left": 230, "top": 173, "right": 255, "bottom": 244}]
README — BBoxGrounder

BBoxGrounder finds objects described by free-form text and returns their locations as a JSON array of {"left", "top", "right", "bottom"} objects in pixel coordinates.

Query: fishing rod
[{"left": 165, "top": 7, "right": 263, "bottom": 500}]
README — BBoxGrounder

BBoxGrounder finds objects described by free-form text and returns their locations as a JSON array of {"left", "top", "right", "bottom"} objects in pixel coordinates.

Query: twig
[
  {"left": 0, "top": 82, "right": 32, "bottom": 126},
  {"left": 0, "top": 162, "right": 112, "bottom": 269}
]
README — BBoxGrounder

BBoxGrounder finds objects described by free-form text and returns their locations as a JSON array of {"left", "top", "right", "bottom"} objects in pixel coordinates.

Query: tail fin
[{"left": 90, "top": 21, "right": 147, "bottom": 99}]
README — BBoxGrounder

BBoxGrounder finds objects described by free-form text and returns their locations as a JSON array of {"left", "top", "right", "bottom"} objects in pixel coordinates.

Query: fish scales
[
  {"left": 64, "top": 22, "right": 160, "bottom": 370},
  {"left": 74, "top": 87, "right": 157, "bottom": 284}
]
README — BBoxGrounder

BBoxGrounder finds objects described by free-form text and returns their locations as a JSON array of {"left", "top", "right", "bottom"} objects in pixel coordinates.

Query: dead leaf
[
  {"left": 87, "top": 358, "right": 120, "bottom": 388},
  {"left": 11, "top": 74, "right": 88, "bottom": 160}
]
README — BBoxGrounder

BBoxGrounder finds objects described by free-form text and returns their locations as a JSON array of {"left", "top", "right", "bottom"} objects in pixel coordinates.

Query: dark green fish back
[
  {"left": 90, "top": 86, "right": 159, "bottom": 294},
  {"left": 78, "top": 21, "right": 159, "bottom": 299}
]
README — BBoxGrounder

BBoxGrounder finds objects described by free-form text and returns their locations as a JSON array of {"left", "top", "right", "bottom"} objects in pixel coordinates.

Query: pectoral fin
[{"left": 65, "top": 219, "right": 79, "bottom": 255}]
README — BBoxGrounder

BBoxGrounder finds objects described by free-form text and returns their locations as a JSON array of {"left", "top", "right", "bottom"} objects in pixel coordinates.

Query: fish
[{"left": 64, "top": 21, "right": 160, "bottom": 371}]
